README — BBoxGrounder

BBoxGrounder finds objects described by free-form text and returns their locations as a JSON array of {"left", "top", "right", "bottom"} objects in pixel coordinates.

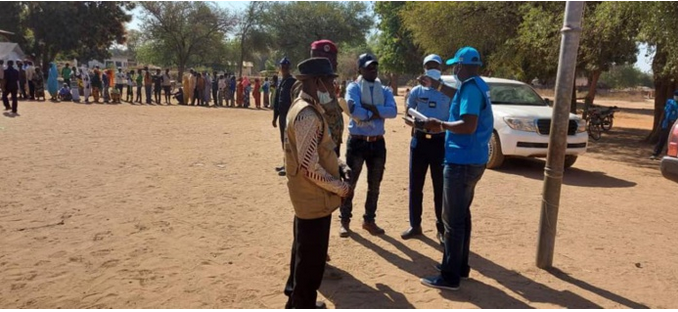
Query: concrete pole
[{"left": 536, "top": 1, "right": 585, "bottom": 269}]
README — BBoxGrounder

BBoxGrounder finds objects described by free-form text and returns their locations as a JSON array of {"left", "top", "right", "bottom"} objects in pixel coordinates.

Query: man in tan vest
[{"left": 282, "top": 57, "right": 352, "bottom": 309}]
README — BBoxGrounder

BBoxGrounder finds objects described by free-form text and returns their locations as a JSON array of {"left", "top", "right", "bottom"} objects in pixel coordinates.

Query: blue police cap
[
  {"left": 423, "top": 54, "right": 442, "bottom": 66},
  {"left": 279, "top": 57, "right": 291, "bottom": 65}
]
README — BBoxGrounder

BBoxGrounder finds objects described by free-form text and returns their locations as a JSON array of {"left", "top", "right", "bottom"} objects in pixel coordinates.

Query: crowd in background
[{"left": 1, "top": 59, "right": 291, "bottom": 111}]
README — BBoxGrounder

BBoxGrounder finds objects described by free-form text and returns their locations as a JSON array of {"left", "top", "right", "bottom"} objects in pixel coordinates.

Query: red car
[{"left": 660, "top": 120, "right": 678, "bottom": 183}]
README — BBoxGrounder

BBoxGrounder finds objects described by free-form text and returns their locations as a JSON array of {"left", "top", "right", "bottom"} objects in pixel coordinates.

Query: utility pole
[{"left": 536, "top": 1, "right": 585, "bottom": 269}]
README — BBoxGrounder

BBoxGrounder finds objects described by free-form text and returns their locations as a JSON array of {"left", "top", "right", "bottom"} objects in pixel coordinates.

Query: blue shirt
[
  {"left": 662, "top": 99, "right": 678, "bottom": 129},
  {"left": 407, "top": 85, "right": 451, "bottom": 134},
  {"left": 445, "top": 77, "right": 494, "bottom": 165},
  {"left": 262, "top": 81, "right": 270, "bottom": 93},
  {"left": 345, "top": 82, "right": 398, "bottom": 136}
]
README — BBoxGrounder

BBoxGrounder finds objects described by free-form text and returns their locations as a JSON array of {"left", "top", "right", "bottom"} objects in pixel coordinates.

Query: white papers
[{"left": 408, "top": 108, "right": 429, "bottom": 121}]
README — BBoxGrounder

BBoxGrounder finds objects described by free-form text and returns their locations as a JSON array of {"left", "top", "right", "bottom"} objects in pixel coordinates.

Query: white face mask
[
  {"left": 452, "top": 66, "right": 463, "bottom": 89},
  {"left": 674, "top": 96, "right": 678, "bottom": 102},
  {"left": 317, "top": 80, "right": 333, "bottom": 105},
  {"left": 425, "top": 69, "right": 441, "bottom": 81}
]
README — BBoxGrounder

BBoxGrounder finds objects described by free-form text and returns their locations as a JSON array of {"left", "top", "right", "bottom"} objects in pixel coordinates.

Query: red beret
[{"left": 311, "top": 40, "right": 337, "bottom": 54}]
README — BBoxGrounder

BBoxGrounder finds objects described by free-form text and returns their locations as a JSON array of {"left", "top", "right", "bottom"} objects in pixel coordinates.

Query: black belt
[
  {"left": 414, "top": 132, "right": 445, "bottom": 140},
  {"left": 351, "top": 135, "right": 384, "bottom": 142}
]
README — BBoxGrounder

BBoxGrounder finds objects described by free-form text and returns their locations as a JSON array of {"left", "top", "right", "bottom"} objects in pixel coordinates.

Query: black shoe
[
  {"left": 420, "top": 275, "right": 459, "bottom": 291},
  {"left": 275, "top": 166, "right": 285, "bottom": 172},
  {"left": 401, "top": 227, "right": 422, "bottom": 240},
  {"left": 278, "top": 169, "right": 286, "bottom": 177},
  {"left": 434, "top": 264, "right": 469, "bottom": 279}
]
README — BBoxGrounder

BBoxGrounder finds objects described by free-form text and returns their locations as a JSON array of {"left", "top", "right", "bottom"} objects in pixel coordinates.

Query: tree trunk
[
  {"left": 647, "top": 45, "right": 674, "bottom": 143},
  {"left": 238, "top": 34, "right": 246, "bottom": 78},
  {"left": 582, "top": 70, "right": 601, "bottom": 119},
  {"left": 177, "top": 65, "right": 185, "bottom": 84},
  {"left": 389, "top": 73, "right": 398, "bottom": 96}
]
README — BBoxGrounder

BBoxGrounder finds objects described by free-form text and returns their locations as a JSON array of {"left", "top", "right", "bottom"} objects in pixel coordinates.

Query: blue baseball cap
[
  {"left": 279, "top": 57, "right": 291, "bottom": 65},
  {"left": 445, "top": 47, "right": 482, "bottom": 66},
  {"left": 423, "top": 54, "right": 442, "bottom": 65},
  {"left": 358, "top": 53, "right": 378, "bottom": 69}
]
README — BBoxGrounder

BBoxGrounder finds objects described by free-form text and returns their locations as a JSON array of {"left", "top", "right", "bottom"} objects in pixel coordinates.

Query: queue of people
[
  {"left": 277, "top": 38, "right": 495, "bottom": 308},
  {"left": 1, "top": 60, "right": 278, "bottom": 112}
]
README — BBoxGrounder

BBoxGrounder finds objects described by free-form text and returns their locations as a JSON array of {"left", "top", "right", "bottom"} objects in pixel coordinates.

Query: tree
[
  {"left": 373, "top": 2, "right": 424, "bottom": 95},
  {"left": 139, "top": 2, "right": 237, "bottom": 79},
  {"left": 3, "top": 2, "right": 133, "bottom": 70},
  {"left": 630, "top": 1, "right": 678, "bottom": 142},
  {"left": 599, "top": 64, "right": 653, "bottom": 89},
  {"left": 236, "top": 2, "right": 270, "bottom": 77},
  {"left": 261, "top": 1, "right": 373, "bottom": 68},
  {"left": 401, "top": 2, "right": 523, "bottom": 73},
  {"left": 578, "top": 2, "right": 639, "bottom": 112}
]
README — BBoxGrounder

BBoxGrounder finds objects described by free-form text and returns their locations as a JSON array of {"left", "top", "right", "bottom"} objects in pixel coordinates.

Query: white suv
[{"left": 441, "top": 76, "right": 588, "bottom": 169}]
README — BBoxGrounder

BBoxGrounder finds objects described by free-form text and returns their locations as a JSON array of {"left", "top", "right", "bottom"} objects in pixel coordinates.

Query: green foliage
[
  {"left": 139, "top": 1, "right": 237, "bottom": 77},
  {"left": 261, "top": 1, "right": 373, "bottom": 67},
  {"left": 600, "top": 65, "right": 653, "bottom": 89},
  {"left": 401, "top": 1, "right": 523, "bottom": 72},
  {"left": 0, "top": 2, "right": 133, "bottom": 67},
  {"left": 373, "top": 2, "right": 423, "bottom": 76},
  {"left": 237, "top": 2, "right": 270, "bottom": 76},
  {"left": 632, "top": 1, "right": 678, "bottom": 78}
]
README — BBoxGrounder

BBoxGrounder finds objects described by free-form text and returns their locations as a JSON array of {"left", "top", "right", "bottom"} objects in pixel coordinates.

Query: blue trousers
[{"left": 440, "top": 164, "right": 486, "bottom": 284}]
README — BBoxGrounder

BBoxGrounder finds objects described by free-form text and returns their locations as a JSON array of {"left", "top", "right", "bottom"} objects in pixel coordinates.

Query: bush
[{"left": 599, "top": 65, "right": 653, "bottom": 89}]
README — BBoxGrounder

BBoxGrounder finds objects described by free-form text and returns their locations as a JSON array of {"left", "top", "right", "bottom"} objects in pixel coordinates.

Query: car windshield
[{"left": 488, "top": 83, "right": 546, "bottom": 106}]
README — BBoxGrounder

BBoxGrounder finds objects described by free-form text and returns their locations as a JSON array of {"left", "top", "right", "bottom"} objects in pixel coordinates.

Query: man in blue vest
[
  {"left": 651, "top": 90, "right": 678, "bottom": 160},
  {"left": 401, "top": 54, "right": 451, "bottom": 244},
  {"left": 419, "top": 47, "right": 494, "bottom": 291}
]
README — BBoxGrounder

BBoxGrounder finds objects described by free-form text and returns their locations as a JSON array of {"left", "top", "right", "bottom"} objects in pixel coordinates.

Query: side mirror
[{"left": 544, "top": 98, "right": 552, "bottom": 106}]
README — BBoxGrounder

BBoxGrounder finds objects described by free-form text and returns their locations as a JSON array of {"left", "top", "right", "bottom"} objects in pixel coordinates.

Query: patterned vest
[{"left": 285, "top": 97, "right": 341, "bottom": 219}]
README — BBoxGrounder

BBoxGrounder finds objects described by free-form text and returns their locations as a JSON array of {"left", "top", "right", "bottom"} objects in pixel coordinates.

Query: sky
[{"left": 127, "top": 1, "right": 654, "bottom": 74}]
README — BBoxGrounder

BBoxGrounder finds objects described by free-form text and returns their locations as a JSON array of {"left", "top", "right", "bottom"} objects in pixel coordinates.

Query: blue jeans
[
  {"left": 409, "top": 134, "right": 445, "bottom": 233},
  {"left": 340, "top": 136, "right": 387, "bottom": 223},
  {"left": 440, "top": 164, "right": 486, "bottom": 285}
]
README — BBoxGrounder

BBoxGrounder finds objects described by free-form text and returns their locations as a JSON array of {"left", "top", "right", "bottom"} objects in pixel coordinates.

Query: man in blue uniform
[
  {"left": 339, "top": 53, "right": 398, "bottom": 237},
  {"left": 401, "top": 55, "right": 451, "bottom": 244},
  {"left": 272, "top": 57, "right": 297, "bottom": 176},
  {"left": 419, "top": 47, "right": 494, "bottom": 291}
]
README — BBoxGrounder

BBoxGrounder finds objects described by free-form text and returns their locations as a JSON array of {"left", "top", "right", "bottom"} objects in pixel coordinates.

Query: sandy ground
[{"left": 0, "top": 95, "right": 676, "bottom": 308}]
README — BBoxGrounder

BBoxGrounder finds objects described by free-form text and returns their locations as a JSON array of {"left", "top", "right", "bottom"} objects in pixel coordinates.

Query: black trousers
[
  {"left": 409, "top": 133, "right": 445, "bottom": 234},
  {"left": 29, "top": 81, "right": 35, "bottom": 99},
  {"left": 279, "top": 114, "right": 287, "bottom": 150},
  {"left": 284, "top": 215, "right": 331, "bottom": 309},
  {"left": 212, "top": 87, "right": 218, "bottom": 106},
  {"left": 3, "top": 88, "right": 18, "bottom": 113}
]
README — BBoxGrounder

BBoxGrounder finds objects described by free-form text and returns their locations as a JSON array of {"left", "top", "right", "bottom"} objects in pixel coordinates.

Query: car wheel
[
  {"left": 487, "top": 132, "right": 505, "bottom": 169},
  {"left": 564, "top": 155, "right": 577, "bottom": 169}
]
